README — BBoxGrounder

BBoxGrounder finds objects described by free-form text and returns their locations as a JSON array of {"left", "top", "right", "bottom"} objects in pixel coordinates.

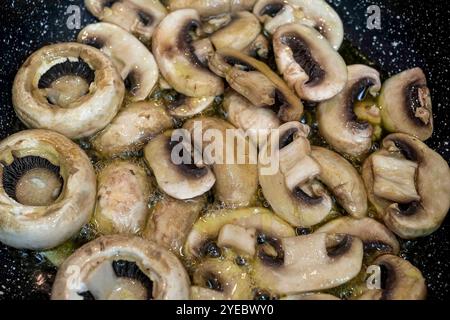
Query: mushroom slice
[
  {"left": 193, "top": 259, "right": 253, "bottom": 300},
  {"left": 253, "top": 0, "right": 298, "bottom": 35},
  {"left": 144, "top": 131, "right": 215, "bottom": 200},
  {"left": 12, "top": 43, "right": 124, "bottom": 139},
  {"left": 51, "top": 235, "right": 190, "bottom": 300},
  {"left": 282, "top": 293, "right": 340, "bottom": 300},
  {"left": 317, "top": 64, "right": 381, "bottom": 157},
  {"left": 143, "top": 194, "right": 206, "bottom": 255},
  {"left": 379, "top": 68, "right": 433, "bottom": 140},
  {"left": 209, "top": 48, "right": 303, "bottom": 122},
  {"left": 310, "top": 146, "right": 367, "bottom": 218},
  {"left": 168, "top": 0, "right": 256, "bottom": 18},
  {"left": 91, "top": 100, "right": 173, "bottom": 158},
  {"left": 253, "top": 233, "right": 363, "bottom": 294},
  {"left": 210, "top": 11, "right": 261, "bottom": 51},
  {"left": 273, "top": 24, "right": 347, "bottom": 102},
  {"left": 78, "top": 22, "right": 158, "bottom": 101},
  {"left": 243, "top": 34, "right": 270, "bottom": 60},
  {"left": 166, "top": 94, "right": 215, "bottom": 118},
  {"left": 361, "top": 133, "right": 450, "bottom": 239},
  {"left": 84, "top": 0, "right": 167, "bottom": 43},
  {"left": 0, "top": 130, "right": 96, "bottom": 250},
  {"left": 223, "top": 90, "right": 281, "bottom": 148},
  {"left": 183, "top": 117, "right": 258, "bottom": 207},
  {"left": 358, "top": 255, "right": 426, "bottom": 300},
  {"left": 316, "top": 217, "right": 400, "bottom": 255},
  {"left": 184, "top": 207, "right": 295, "bottom": 259},
  {"left": 94, "top": 160, "right": 152, "bottom": 235},
  {"left": 152, "top": 9, "right": 224, "bottom": 98},
  {"left": 259, "top": 122, "right": 332, "bottom": 227}
]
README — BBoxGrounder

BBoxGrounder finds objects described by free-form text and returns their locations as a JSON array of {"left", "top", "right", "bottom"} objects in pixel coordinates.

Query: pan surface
[{"left": 0, "top": 0, "right": 449, "bottom": 300}]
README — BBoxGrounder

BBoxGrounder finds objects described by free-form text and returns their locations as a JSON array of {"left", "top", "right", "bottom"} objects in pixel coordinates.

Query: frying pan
[{"left": 0, "top": 0, "right": 449, "bottom": 300}]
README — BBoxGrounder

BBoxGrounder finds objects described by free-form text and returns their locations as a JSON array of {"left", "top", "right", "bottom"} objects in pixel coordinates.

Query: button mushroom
[
  {"left": 78, "top": 22, "right": 159, "bottom": 102},
  {"left": 0, "top": 130, "right": 96, "bottom": 250},
  {"left": 273, "top": 23, "right": 347, "bottom": 102},
  {"left": 310, "top": 146, "right": 368, "bottom": 218},
  {"left": 379, "top": 68, "right": 433, "bottom": 141},
  {"left": 168, "top": 0, "right": 256, "bottom": 18},
  {"left": 361, "top": 133, "right": 450, "bottom": 239},
  {"left": 91, "top": 100, "right": 173, "bottom": 158},
  {"left": 259, "top": 122, "right": 332, "bottom": 227},
  {"left": 12, "top": 43, "right": 124, "bottom": 139},
  {"left": 209, "top": 48, "right": 303, "bottom": 122},
  {"left": 358, "top": 254, "right": 426, "bottom": 300},
  {"left": 51, "top": 235, "right": 190, "bottom": 300},
  {"left": 84, "top": 0, "right": 167, "bottom": 43},
  {"left": 252, "top": 233, "right": 363, "bottom": 294},
  {"left": 152, "top": 9, "right": 224, "bottom": 98},
  {"left": 94, "top": 160, "right": 152, "bottom": 235},
  {"left": 316, "top": 217, "right": 400, "bottom": 256},
  {"left": 317, "top": 64, "right": 381, "bottom": 157},
  {"left": 183, "top": 117, "right": 259, "bottom": 207},
  {"left": 164, "top": 93, "right": 215, "bottom": 118},
  {"left": 144, "top": 131, "right": 216, "bottom": 200}
]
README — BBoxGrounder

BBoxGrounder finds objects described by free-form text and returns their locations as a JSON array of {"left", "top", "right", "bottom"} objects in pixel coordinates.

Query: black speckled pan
[{"left": 0, "top": 0, "right": 449, "bottom": 300}]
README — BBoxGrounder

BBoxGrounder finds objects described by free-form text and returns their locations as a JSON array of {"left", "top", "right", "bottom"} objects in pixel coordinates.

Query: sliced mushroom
[
  {"left": 210, "top": 11, "right": 261, "bottom": 51},
  {"left": 94, "top": 160, "right": 152, "bottom": 235},
  {"left": 259, "top": 122, "right": 332, "bottom": 227},
  {"left": 0, "top": 130, "right": 96, "bottom": 250},
  {"left": 51, "top": 235, "right": 190, "bottom": 300},
  {"left": 253, "top": 0, "right": 298, "bottom": 34},
  {"left": 165, "top": 93, "right": 215, "bottom": 118},
  {"left": 223, "top": 90, "right": 281, "bottom": 147},
  {"left": 84, "top": 0, "right": 167, "bottom": 43},
  {"left": 310, "top": 146, "right": 367, "bottom": 218},
  {"left": 78, "top": 22, "right": 158, "bottom": 101},
  {"left": 273, "top": 24, "right": 347, "bottom": 102},
  {"left": 143, "top": 194, "right": 206, "bottom": 254},
  {"left": 379, "top": 68, "right": 433, "bottom": 140},
  {"left": 209, "top": 48, "right": 303, "bottom": 122},
  {"left": 152, "top": 9, "right": 224, "bottom": 98},
  {"left": 144, "top": 131, "right": 215, "bottom": 200},
  {"left": 316, "top": 217, "right": 400, "bottom": 255},
  {"left": 253, "top": 233, "right": 363, "bottom": 294},
  {"left": 183, "top": 117, "right": 259, "bottom": 207},
  {"left": 361, "top": 133, "right": 450, "bottom": 239},
  {"left": 12, "top": 43, "right": 124, "bottom": 139},
  {"left": 358, "top": 255, "right": 426, "bottom": 300},
  {"left": 168, "top": 0, "right": 256, "bottom": 18},
  {"left": 282, "top": 293, "right": 340, "bottom": 300},
  {"left": 317, "top": 64, "right": 381, "bottom": 157},
  {"left": 91, "top": 100, "right": 173, "bottom": 158},
  {"left": 243, "top": 34, "right": 270, "bottom": 60},
  {"left": 184, "top": 207, "right": 295, "bottom": 259}
]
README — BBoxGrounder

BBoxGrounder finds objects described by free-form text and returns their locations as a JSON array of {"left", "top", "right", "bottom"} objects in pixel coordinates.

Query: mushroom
[
  {"left": 316, "top": 217, "right": 400, "bottom": 256},
  {"left": 243, "top": 34, "right": 270, "bottom": 60},
  {"left": 94, "top": 160, "right": 152, "bottom": 235},
  {"left": 252, "top": 233, "right": 363, "bottom": 294},
  {"left": 184, "top": 207, "right": 295, "bottom": 259},
  {"left": 358, "top": 255, "right": 426, "bottom": 300},
  {"left": 164, "top": 93, "right": 215, "bottom": 118},
  {"left": 310, "top": 146, "right": 367, "bottom": 218},
  {"left": 253, "top": 0, "right": 344, "bottom": 50},
  {"left": 12, "top": 43, "right": 124, "bottom": 139},
  {"left": 379, "top": 68, "right": 433, "bottom": 141},
  {"left": 361, "top": 133, "right": 450, "bottom": 239},
  {"left": 273, "top": 24, "right": 347, "bottom": 102},
  {"left": 143, "top": 194, "right": 206, "bottom": 255},
  {"left": 209, "top": 48, "right": 304, "bottom": 122},
  {"left": 259, "top": 122, "right": 333, "bottom": 227},
  {"left": 282, "top": 293, "right": 340, "bottom": 300},
  {"left": 51, "top": 235, "right": 190, "bottom": 300},
  {"left": 152, "top": 9, "right": 224, "bottom": 98},
  {"left": 317, "top": 64, "right": 381, "bottom": 157},
  {"left": 78, "top": 22, "right": 158, "bottom": 102},
  {"left": 168, "top": 0, "right": 256, "bottom": 18},
  {"left": 223, "top": 90, "right": 281, "bottom": 147},
  {"left": 210, "top": 11, "right": 261, "bottom": 51},
  {"left": 144, "top": 130, "right": 216, "bottom": 200},
  {"left": 84, "top": 0, "right": 167, "bottom": 43},
  {"left": 183, "top": 117, "right": 259, "bottom": 207},
  {"left": 91, "top": 100, "right": 173, "bottom": 158},
  {"left": 0, "top": 130, "right": 96, "bottom": 250}
]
